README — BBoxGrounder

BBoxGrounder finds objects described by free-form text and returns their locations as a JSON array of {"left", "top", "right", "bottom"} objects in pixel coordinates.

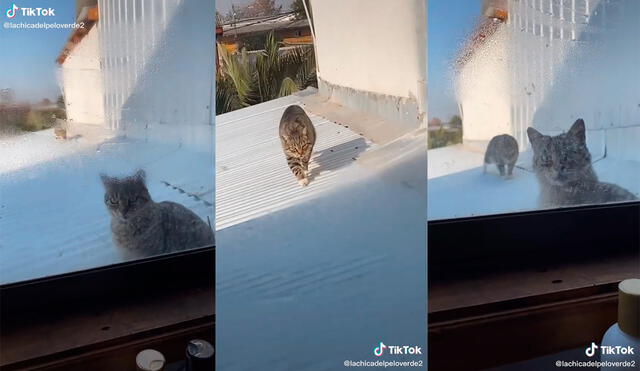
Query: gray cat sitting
[
  {"left": 101, "top": 170, "right": 214, "bottom": 257},
  {"left": 527, "top": 119, "right": 637, "bottom": 207},
  {"left": 484, "top": 134, "right": 519, "bottom": 177}
]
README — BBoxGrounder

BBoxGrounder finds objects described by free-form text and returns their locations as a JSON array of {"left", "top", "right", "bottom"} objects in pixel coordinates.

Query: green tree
[
  {"left": 57, "top": 94, "right": 65, "bottom": 109},
  {"left": 291, "top": 0, "right": 309, "bottom": 20},
  {"left": 449, "top": 115, "right": 462, "bottom": 129},
  {"left": 216, "top": 31, "right": 317, "bottom": 115},
  {"left": 22, "top": 110, "right": 45, "bottom": 131},
  {"left": 216, "top": 11, "right": 224, "bottom": 26},
  {"left": 239, "top": 0, "right": 282, "bottom": 18}
]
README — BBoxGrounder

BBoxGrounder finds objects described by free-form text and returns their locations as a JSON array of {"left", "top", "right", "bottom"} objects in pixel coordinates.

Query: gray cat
[
  {"left": 279, "top": 105, "right": 316, "bottom": 186},
  {"left": 100, "top": 170, "right": 214, "bottom": 257},
  {"left": 527, "top": 119, "right": 637, "bottom": 207},
  {"left": 484, "top": 134, "right": 519, "bottom": 177}
]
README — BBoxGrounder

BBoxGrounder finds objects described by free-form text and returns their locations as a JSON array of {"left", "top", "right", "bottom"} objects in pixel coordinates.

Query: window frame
[
  {"left": 1, "top": 245, "right": 214, "bottom": 315},
  {"left": 428, "top": 201, "right": 639, "bottom": 369},
  {"left": 0, "top": 245, "right": 215, "bottom": 361},
  {"left": 428, "top": 201, "right": 639, "bottom": 280}
]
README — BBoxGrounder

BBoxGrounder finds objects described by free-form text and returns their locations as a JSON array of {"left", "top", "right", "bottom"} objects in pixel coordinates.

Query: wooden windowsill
[
  {"left": 1, "top": 286, "right": 214, "bottom": 370},
  {"left": 428, "top": 251, "right": 639, "bottom": 370}
]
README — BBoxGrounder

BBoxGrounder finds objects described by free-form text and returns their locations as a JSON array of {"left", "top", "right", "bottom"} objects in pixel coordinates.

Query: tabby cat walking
[
  {"left": 279, "top": 105, "right": 317, "bottom": 186},
  {"left": 484, "top": 134, "right": 519, "bottom": 177}
]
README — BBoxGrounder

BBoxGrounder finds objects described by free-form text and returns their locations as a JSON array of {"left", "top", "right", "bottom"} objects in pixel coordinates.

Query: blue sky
[
  {"left": 0, "top": 0, "right": 288, "bottom": 103},
  {"left": 0, "top": 0, "right": 76, "bottom": 103},
  {"left": 428, "top": 0, "right": 481, "bottom": 121},
  {"left": 0, "top": 0, "right": 480, "bottom": 112}
]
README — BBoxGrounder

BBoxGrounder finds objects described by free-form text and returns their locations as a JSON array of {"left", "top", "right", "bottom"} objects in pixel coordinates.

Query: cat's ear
[
  {"left": 568, "top": 118, "right": 586, "bottom": 143},
  {"left": 302, "top": 126, "right": 308, "bottom": 136},
  {"left": 100, "top": 173, "right": 112, "bottom": 187},
  {"left": 527, "top": 127, "right": 543, "bottom": 145},
  {"left": 134, "top": 169, "right": 146, "bottom": 182}
]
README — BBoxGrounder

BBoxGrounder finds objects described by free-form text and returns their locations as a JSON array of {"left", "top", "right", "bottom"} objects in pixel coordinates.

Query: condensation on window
[
  {"left": 0, "top": 0, "right": 215, "bottom": 284},
  {"left": 428, "top": 0, "right": 639, "bottom": 220}
]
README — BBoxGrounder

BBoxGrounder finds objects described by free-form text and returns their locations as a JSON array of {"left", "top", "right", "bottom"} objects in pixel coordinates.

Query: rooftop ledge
[
  {"left": 216, "top": 88, "right": 426, "bottom": 231},
  {"left": 428, "top": 136, "right": 640, "bottom": 220}
]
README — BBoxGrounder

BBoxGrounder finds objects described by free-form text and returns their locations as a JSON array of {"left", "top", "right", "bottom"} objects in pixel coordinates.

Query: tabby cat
[
  {"left": 527, "top": 119, "right": 637, "bottom": 207},
  {"left": 101, "top": 170, "right": 214, "bottom": 257},
  {"left": 484, "top": 134, "right": 519, "bottom": 177},
  {"left": 279, "top": 105, "right": 317, "bottom": 186}
]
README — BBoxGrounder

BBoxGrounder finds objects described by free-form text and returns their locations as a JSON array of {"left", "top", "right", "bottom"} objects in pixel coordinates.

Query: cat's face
[
  {"left": 527, "top": 119, "right": 592, "bottom": 186},
  {"left": 100, "top": 170, "right": 152, "bottom": 219},
  {"left": 282, "top": 126, "right": 311, "bottom": 158}
]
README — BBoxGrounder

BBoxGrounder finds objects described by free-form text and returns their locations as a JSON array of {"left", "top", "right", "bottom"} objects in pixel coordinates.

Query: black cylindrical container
[{"left": 186, "top": 339, "right": 214, "bottom": 371}]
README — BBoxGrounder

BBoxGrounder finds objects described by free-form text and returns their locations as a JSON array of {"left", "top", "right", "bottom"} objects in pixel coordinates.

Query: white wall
[
  {"left": 310, "top": 0, "right": 426, "bottom": 99},
  {"left": 61, "top": 26, "right": 105, "bottom": 126},
  {"left": 456, "top": 26, "right": 511, "bottom": 143},
  {"left": 97, "top": 0, "right": 215, "bottom": 151},
  {"left": 529, "top": 0, "right": 639, "bottom": 129},
  {"left": 308, "top": 0, "right": 427, "bottom": 131},
  {"left": 457, "top": 0, "right": 639, "bottom": 155}
]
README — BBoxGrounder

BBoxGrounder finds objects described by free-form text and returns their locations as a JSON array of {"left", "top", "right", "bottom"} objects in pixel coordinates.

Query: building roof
[
  {"left": 56, "top": 6, "right": 99, "bottom": 65},
  {"left": 220, "top": 13, "right": 309, "bottom": 39}
]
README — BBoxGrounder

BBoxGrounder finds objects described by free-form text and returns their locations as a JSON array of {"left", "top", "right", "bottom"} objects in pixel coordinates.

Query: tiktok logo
[
  {"left": 6, "top": 4, "right": 19, "bottom": 19},
  {"left": 372, "top": 341, "right": 422, "bottom": 357},
  {"left": 373, "top": 342, "right": 387, "bottom": 357},
  {"left": 4, "top": 4, "right": 55, "bottom": 18},
  {"left": 585, "top": 342, "right": 599, "bottom": 357}
]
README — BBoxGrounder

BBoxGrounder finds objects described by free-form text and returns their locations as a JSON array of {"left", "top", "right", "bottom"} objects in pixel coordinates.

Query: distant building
[
  {"left": 0, "top": 88, "right": 15, "bottom": 105},
  {"left": 428, "top": 118, "right": 443, "bottom": 132},
  {"left": 217, "top": 13, "right": 312, "bottom": 53}
]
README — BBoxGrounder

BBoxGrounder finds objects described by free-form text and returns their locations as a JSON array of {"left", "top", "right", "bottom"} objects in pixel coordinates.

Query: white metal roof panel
[{"left": 215, "top": 91, "right": 376, "bottom": 230}]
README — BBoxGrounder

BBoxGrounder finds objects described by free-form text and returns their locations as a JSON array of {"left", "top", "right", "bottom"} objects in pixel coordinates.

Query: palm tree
[
  {"left": 216, "top": 31, "right": 317, "bottom": 115},
  {"left": 291, "top": 0, "right": 311, "bottom": 20}
]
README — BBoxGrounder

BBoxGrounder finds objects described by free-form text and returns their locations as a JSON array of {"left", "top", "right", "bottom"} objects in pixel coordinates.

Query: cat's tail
[
  {"left": 600, "top": 182, "right": 638, "bottom": 202},
  {"left": 286, "top": 155, "right": 307, "bottom": 181}
]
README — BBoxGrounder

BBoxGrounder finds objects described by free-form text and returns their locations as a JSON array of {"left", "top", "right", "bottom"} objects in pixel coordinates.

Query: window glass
[
  {"left": 428, "top": 0, "right": 639, "bottom": 220},
  {"left": 0, "top": 0, "right": 215, "bottom": 284}
]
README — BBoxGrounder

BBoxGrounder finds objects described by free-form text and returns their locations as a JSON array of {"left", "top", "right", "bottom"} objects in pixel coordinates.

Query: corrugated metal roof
[
  {"left": 220, "top": 14, "right": 309, "bottom": 36},
  {"left": 216, "top": 91, "right": 376, "bottom": 230}
]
